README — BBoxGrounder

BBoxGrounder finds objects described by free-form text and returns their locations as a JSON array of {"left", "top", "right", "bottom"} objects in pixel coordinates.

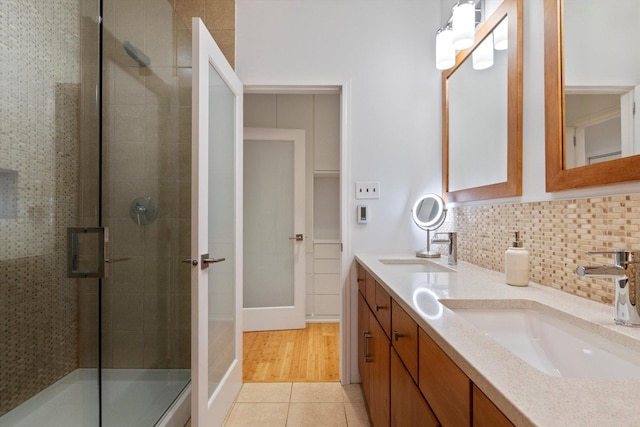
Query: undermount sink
[
  {"left": 378, "top": 258, "right": 456, "bottom": 273},
  {"left": 441, "top": 299, "right": 640, "bottom": 378}
]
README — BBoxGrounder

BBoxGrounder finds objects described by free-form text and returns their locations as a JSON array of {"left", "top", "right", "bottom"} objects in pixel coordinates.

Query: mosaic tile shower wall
[
  {"left": 445, "top": 195, "right": 640, "bottom": 306},
  {"left": 0, "top": 1, "right": 81, "bottom": 416}
]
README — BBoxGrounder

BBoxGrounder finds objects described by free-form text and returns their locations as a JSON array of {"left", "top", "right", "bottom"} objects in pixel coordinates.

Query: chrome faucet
[
  {"left": 432, "top": 232, "right": 457, "bottom": 265},
  {"left": 576, "top": 250, "right": 640, "bottom": 327}
]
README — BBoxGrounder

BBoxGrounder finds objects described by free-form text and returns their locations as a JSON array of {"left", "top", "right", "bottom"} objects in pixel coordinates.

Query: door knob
[
  {"left": 201, "top": 253, "right": 226, "bottom": 269},
  {"left": 289, "top": 234, "right": 304, "bottom": 241}
]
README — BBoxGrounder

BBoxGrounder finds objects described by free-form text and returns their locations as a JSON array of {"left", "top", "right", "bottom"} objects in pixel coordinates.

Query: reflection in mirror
[
  {"left": 412, "top": 194, "right": 447, "bottom": 258},
  {"left": 443, "top": 0, "right": 522, "bottom": 202},
  {"left": 563, "top": 0, "right": 640, "bottom": 169},
  {"left": 565, "top": 93, "right": 627, "bottom": 168},
  {"left": 544, "top": 0, "right": 640, "bottom": 190},
  {"left": 448, "top": 28, "right": 508, "bottom": 191}
]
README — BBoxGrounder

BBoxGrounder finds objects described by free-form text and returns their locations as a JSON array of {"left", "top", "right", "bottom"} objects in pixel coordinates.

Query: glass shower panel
[{"left": 0, "top": 0, "right": 101, "bottom": 425}]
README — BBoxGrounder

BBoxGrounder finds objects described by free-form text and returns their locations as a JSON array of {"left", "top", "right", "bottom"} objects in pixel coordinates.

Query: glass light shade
[
  {"left": 494, "top": 18, "right": 508, "bottom": 50},
  {"left": 473, "top": 34, "right": 494, "bottom": 70},
  {"left": 452, "top": 1, "right": 476, "bottom": 50},
  {"left": 436, "top": 27, "right": 455, "bottom": 70}
]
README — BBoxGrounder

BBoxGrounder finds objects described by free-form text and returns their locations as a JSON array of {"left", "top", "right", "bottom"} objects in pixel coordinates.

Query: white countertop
[{"left": 355, "top": 254, "right": 640, "bottom": 427}]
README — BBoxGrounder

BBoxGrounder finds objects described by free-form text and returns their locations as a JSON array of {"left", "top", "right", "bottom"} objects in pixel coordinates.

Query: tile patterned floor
[{"left": 222, "top": 382, "right": 370, "bottom": 427}]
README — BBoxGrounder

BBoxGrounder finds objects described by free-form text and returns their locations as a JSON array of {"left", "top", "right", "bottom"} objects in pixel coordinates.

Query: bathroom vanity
[{"left": 355, "top": 254, "right": 640, "bottom": 426}]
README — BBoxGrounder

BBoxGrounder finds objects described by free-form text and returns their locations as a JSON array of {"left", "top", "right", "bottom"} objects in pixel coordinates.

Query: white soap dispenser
[{"left": 505, "top": 231, "right": 529, "bottom": 286}]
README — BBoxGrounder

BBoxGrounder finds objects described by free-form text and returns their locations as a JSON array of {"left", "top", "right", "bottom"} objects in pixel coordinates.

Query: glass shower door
[{"left": 99, "top": 0, "right": 191, "bottom": 425}]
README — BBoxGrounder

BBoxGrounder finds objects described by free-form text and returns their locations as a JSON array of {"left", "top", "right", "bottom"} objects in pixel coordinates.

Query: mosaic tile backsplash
[{"left": 445, "top": 195, "right": 640, "bottom": 306}]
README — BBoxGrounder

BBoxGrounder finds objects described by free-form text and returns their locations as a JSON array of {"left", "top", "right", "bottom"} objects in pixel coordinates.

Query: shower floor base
[{"left": 1, "top": 368, "right": 190, "bottom": 427}]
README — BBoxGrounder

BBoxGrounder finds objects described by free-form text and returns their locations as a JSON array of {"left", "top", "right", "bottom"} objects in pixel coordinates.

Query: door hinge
[
  {"left": 573, "top": 135, "right": 577, "bottom": 147},
  {"left": 340, "top": 243, "right": 343, "bottom": 252}
]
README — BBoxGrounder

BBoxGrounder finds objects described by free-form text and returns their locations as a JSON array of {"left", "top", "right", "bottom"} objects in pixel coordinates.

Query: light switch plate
[{"left": 355, "top": 182, "right": 380, "bottom": 199}]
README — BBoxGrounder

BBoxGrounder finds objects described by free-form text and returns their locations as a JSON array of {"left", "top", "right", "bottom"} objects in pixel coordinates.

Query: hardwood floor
[{"left": 243, "top": 323, "right": 340, "bottom": 382}]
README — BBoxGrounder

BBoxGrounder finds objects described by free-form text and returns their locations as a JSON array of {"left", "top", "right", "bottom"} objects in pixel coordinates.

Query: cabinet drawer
[
  {"left": 314, "top": 274, "right": 340, "bottom": 294},
  {"left": 418, "top": 328, "right": 470, "bottom": 427},
  {"left": 356, "top": 262, "right": 366, "bottom": 295},
  {"left": 473, "top": 384, "right": 514, "bottom": 427},
  {"left": 314, "top": 243, "right": 341, "bottom": 259},
  {"left": 373, "top": 281, "right": 391, "bottom": 338},
  {"left": 315, "top": 259, "right": 340, "bottom": 274},
  {"left": 391, "top": 300, "right": 418, "bottom": 382}
]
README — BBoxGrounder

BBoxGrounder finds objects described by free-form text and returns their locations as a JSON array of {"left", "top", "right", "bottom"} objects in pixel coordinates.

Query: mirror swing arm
[
  {"left": 442, "top": 0, "right": 522, "bottom": 203},
  {"left": 544, "top": 0, "right": 640, "bottom": 191}
]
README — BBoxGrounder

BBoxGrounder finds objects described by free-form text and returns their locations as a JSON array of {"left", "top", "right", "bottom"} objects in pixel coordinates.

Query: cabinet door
[
  {"left": 358, "top": 291, "right": 371, "bottom": 406},
  {"left": 369, "top": 311, "right": 390, "bottom": 427},
  {"left": 374, "top": 281, "right": 391, "bottom": 338},
  {"left": 473, "top": 384, "right": 514, "bottom": 427},
  {"left": 365, "top": 271, "right": 376, "bottom": 307},
  {"left": 418, "top": 328, "right": 471, "bottom": 427},
  {"left": 391, "top": 299, "right": 418, "bottom": 382},
  {"left": 357, "top": 262, "right": 366, "bottom": 295},
  {"left": 391, "top": 348, "right": 439, "bottom": 427}
]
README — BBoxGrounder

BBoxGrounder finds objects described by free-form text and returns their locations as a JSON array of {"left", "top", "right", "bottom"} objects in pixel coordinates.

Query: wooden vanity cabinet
[
  {"left": 473, "top": 385, "right": 514, "bottom": 427},
  {"left": 390, "top": 347, "right": 438, "bottom": 427},
  {"left": 356, "top": 261, "right": 513, "bottom": 427},
  {"left": 358, "top": 290, "right": 390, "bottom": 427},
  {"left": 418, "top": 328, "right": 471, "bottom": 427}
]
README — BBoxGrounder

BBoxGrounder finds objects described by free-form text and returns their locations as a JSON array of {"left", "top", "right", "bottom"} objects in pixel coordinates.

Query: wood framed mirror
[
  {"left": 442, "top": 0, "right": 522, "bottom": 203},
  {"left": 544, "top": 0, "right": 640, "bottom": 191}
]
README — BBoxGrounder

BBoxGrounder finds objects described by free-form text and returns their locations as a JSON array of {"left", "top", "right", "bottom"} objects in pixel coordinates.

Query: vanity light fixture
[
  {"left": 452, "top": 1, "right": 476, "bottom": 50},
  {"left": 435, "top": 0, "right": 505, "bottom": 71},
  {"left": 436, "top": 25, "right": 456, "bottom": 70}
]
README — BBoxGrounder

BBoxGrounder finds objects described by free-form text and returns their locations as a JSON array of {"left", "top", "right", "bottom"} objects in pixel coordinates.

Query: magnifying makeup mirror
[{"left": 412, "top": 194, "right": 447, "bottom": 258}]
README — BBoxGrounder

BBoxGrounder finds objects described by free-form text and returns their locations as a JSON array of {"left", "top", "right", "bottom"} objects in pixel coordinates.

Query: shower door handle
[{"left": 67, "top": 227, "right": 110, "bottom": 278}]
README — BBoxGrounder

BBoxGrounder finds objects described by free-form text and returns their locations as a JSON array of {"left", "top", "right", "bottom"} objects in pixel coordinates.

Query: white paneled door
[
  {"left": 243, "top": 127, "right": 306, "bottom": 332},
  {"left": 191, "top": 18, "right": 243, "bottom": 427}
]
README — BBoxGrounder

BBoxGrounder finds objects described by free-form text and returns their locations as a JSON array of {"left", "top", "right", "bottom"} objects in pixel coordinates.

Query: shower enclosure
[{"left": 1, "top": 0, "right": 192, "bottom": 425}]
